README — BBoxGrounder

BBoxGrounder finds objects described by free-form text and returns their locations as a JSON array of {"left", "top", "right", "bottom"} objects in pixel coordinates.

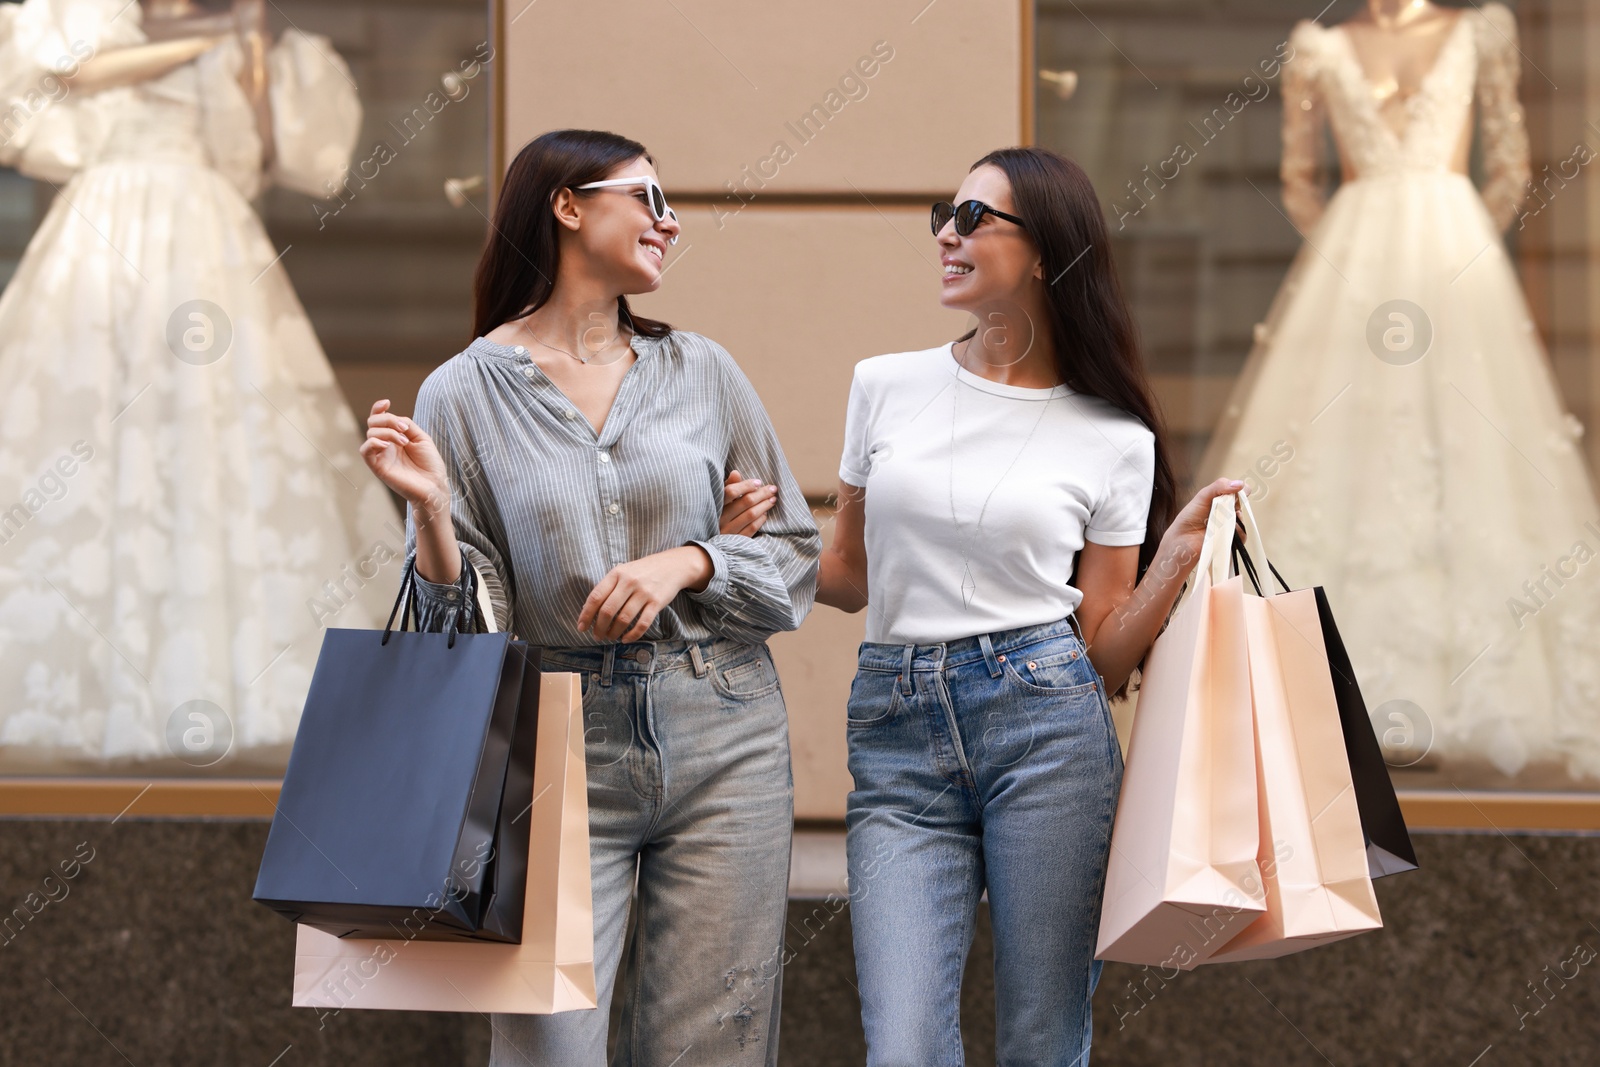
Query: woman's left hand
[
  {"left": 719, "top": 469, "right": 777, "bottom": 537},
  {"left": 1159, "top": 477, "right": 1248, "bottom": 565},
  {"left": 577, "top": 547, "right": 713, "bottom": 641}
]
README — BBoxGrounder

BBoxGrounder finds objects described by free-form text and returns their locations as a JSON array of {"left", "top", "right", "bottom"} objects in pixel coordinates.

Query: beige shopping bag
[
  {"left": 291, "top": 672, "right": 597, "bottom": 1015},
  {"left": 1205, "top": 497, "right": 1382, "bottom": 962},
  {"left": 1096, "top": 493, "right": 1265, "bottom": 970}
]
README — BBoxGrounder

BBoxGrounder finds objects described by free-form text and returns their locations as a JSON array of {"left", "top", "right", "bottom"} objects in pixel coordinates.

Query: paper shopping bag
[
  {"left": 1315, "top": 587, "right": 1418, "bottom": 878},
  {"left": 1096, "top": 492, "right": 1265, "bottom": 970},
  {"left": 1205, "top": 497, "right": 1382, "bottom": 962},
  {"left": 1233, "top": 542, "right": 1418, "bottom": 879},
  {"left": 290, "top": 673, "right": 598, "bottom": 1015}
]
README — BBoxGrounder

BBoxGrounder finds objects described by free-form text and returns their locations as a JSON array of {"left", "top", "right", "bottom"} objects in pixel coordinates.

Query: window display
[
  {"left": 0, "top": 0, "right": 490, "bottom": 776},
  {"left": 1039, "top": 0, "right": 1600, "bottom": 791}
]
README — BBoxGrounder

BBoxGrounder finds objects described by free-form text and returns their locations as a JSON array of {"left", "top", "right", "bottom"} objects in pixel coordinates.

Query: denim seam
[
  {"left": 626, "top": 892, "right": 648, "bottom": 1064},
  {"left": 932, "top": 671, "right": 979, "bottom": 799},
  {"left": 1096, "top": 679, "right": 1120, "bottom": 766},
  {"left": 639, "top": 673, "right": 668, "bottom": 822}
]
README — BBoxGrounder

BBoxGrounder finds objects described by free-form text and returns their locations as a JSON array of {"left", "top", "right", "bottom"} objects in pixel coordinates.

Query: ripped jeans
[{"left": 488, "top": 638, "right": 794, "bottom": 1067}]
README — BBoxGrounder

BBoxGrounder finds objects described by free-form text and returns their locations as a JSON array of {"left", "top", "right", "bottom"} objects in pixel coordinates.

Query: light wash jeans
[
  {"left": 844, "top": 616, "right": 1124, "bottom": 1067},
  {"left": 489, "top": 637, "right": 794, "bottom": 1067}
]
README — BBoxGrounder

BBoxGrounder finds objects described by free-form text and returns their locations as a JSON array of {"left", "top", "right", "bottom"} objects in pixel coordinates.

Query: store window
[
  {"left": 1038, "top": 0, "right": 1600, "bottom": 792},
  {"left": 0, "top": 0, "right": 490, "bottom": 777}
]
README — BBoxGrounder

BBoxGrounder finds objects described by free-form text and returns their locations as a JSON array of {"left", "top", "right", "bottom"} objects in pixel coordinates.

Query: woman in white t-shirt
[{"left": 814, "top": 147, "right": 1245, "bottom": 1064}]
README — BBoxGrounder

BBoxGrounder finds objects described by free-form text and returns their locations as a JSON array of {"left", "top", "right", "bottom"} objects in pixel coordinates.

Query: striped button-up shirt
[{"left": 404, "top": 330, "right": 821, "bottom": 647}]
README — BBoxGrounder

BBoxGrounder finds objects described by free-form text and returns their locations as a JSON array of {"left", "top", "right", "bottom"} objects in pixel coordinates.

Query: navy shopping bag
[{"left": 253, "top": 558, "right": 542, "bottom": 941}]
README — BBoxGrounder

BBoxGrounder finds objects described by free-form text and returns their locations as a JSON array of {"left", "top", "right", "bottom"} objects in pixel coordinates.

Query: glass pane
[
  {"left": 1038, "top": 0, "right": 1600, "bottom": 792},
  {"left": 0, "top": 0, "right": 490, "bottom": 777}
]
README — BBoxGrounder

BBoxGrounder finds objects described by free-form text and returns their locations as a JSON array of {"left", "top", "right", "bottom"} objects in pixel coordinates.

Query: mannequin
[
  {"left": 0, "top": 0, "right": 384, "bottom": 767},
  {"left": 66, "top": 0, "right": 275, "bottom": 166},
  {"left": 1195, "top": 1, "right": 1600, "bottom": 783},
  {"left": 1335, "top": 0, "right": 1471, "bottom": 178}
]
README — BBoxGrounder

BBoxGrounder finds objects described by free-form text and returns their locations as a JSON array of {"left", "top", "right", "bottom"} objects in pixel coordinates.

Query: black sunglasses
[{"left": 931, "top": 199, "right": 1027, "bottom": 237}]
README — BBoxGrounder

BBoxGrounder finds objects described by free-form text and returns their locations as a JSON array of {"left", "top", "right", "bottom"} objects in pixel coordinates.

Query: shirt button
[
  {"left": 522, "top": 366, "right": 536, "bottom": 378},
  {"left": 598, "top": 450, "right": 610, "bottom": 463},
  {"left": 607, "top": 502, "right": 620, "bottom": 514},
  {"left": 564, "top": 409, "right": 577, "bottom": 420},
  {"left": 445, "top": 590, "right": 459, "bottom": 601},
  {"left": 513, "top": 345, "right": 526, "bottom": 355}
]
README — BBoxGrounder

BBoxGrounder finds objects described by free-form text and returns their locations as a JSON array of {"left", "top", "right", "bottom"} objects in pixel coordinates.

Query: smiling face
[
  {"left": 566, "top": 156, "right": 682, "bottom": 295},
  {"left": 936, "top": 164, "right": 1042, "bottom": 314}
]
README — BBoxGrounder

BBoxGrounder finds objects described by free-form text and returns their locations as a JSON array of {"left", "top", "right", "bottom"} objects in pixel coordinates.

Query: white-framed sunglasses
[{"left": 572, "top": 176, "right": 680, "bottom": 245}]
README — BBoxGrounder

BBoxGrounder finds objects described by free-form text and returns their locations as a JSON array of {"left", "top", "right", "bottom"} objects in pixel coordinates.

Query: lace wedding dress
[
  {"left": 1198, "top": 3, "right": 1600, "bottom": 781},
  {"left": 0, "top": 0, "right": 397, "bottom": 767}
]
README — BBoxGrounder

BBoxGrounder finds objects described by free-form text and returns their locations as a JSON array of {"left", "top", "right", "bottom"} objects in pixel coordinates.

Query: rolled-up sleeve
[
  {"left": 686, "top": 346, "right": 821, "bottom": 644},
  {"left": 403, "top": 373, "right": 515, "bottom": 635}
]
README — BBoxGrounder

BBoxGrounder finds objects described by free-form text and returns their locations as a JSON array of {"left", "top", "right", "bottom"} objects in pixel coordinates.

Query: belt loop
[
  {"left": 688, "top": 642, "right": 708, "bottom": 678},
  {"left": 1067, "top": 612, "right": 1087, "bottom": 648},
  {"left": 978, "top": 633, "right": 1002, "bottom": 678},
  {"left": 899, "top": 644, "right": 915, "bottom": 696},
  {"left": 600, "top": 645, "right": 615, "bottom": 687}
]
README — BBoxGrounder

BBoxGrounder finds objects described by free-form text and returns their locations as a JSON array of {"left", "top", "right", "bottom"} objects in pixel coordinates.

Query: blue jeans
[
  {"left": 845, "top": 616, "right": 1124, "bottom": 1067},
  {"left": 489, "top": 638, "right": 794, "bottom": 1067}
]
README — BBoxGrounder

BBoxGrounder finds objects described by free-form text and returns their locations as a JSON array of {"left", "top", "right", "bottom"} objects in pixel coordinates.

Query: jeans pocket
[
  {"left": 846, "top": 669, "right": 901, "bottom": 728},
  {"left": 708, "top": 645, "right": 782, "bottom": 700},
  {"left": 999, "top": 654, "right": 1098, "bottom": 696}
]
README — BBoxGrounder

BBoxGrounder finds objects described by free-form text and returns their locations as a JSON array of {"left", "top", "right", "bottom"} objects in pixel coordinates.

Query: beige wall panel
[
  {"left": 630, "top": 204, "right": 970, "bottom": 493},
  {"left": 769, "top": 510, "right": 863, "bottom": 821},
  {"left": 500, "top": 0, "right": 1021, "bottom": 195},
  {"left": 332, "top": 362, "right": 436, "bottom": 428}
]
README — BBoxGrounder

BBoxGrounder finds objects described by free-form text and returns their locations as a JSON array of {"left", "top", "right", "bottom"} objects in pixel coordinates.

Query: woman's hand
[
  {"left": 578, "top": 547, "right": 713, "bottom": 642},
  {"left": 1157, "top": 477, "right": 1248, "bottom": 569},
  {"left": 359, "top": 399, "right": 450, "bottom": 513},
  {"left": 720, "top": 469, "right": 777, "bottom": 537},
  {"left": 1077, "top": 477, "right": 1246, "bottom": 694}
]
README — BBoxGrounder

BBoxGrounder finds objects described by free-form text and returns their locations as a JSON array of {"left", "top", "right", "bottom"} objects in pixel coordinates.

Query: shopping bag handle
[
  {"left": 1202, "top": 489, "right": 1237, "bottom": 589},
  {"left": 1230, "top": 492, "right": 1292, "bottom": 596},
  {"left": 1170, "top": 490, "right": 1240, "bottom": 616},
  {"left": 382, "top": 552, "right": 478, "bottom": 648}
]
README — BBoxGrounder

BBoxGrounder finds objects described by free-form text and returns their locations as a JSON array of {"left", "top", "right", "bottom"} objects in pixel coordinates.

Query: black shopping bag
[
  {"left": 1232, "top": 539, "right": 1419, "bottom": 879},
  {"left": 253, "top": 558, "right": 542, "bottom": 941}
]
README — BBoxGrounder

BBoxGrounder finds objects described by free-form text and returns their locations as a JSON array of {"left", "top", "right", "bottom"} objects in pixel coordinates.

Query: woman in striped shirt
[{"left": 358, "top": 129, "right": 820, "bottom": 1067}]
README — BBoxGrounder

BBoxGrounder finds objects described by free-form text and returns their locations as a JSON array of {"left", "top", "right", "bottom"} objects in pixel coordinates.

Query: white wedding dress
[
  {"left": 1199, "top": 3, "right": 1600, "bottom": 782},
  {"left": 0, "top": 0, "right": 397, "bottom": 767}
]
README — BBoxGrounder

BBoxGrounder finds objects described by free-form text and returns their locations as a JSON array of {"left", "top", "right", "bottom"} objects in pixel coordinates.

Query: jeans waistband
[
  {"left": 855, "top": 616, "right": 1085, "bottom": 674},
  {"left": 541, "top": 636, "right": 754, "bottom": 680}
]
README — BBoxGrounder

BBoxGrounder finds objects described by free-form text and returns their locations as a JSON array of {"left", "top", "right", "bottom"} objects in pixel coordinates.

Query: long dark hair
[
  {"left": 968, "top": 146, "right": 1179, "bottom": 696},
  {"left": 472, "top": 129, "right": 673, "bottom": 340}
]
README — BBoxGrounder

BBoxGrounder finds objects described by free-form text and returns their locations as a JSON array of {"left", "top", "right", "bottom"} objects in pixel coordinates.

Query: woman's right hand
[{"left": 359, "top": 399, "right": 450, "bottom": 511}]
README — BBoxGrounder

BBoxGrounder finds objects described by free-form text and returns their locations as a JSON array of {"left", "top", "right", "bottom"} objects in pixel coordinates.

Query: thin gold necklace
[{"left": 517, "top": 317, "right": 628, "bottom": 365}]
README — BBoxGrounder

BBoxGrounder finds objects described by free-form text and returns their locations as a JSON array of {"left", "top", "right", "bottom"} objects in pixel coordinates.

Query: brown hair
[
  {"left": 472, "top": 129, "right": 673, "bottom": 340},
  {"left": 969, "top": 146, "right": 1180, "bottom": 696}
]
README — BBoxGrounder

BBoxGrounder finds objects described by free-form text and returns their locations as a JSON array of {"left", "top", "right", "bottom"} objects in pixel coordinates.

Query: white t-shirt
[{"left": 838, "top": 342, "right": 1156, "bottom": 645}]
